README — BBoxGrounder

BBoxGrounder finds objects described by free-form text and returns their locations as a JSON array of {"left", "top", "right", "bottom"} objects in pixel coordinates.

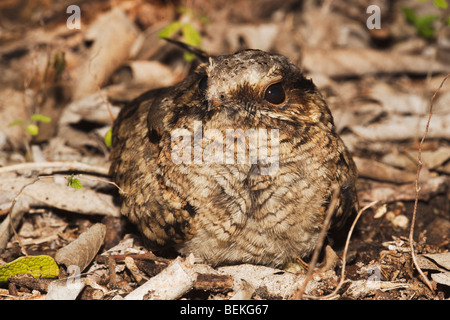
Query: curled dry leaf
[
  {"left": 358, "top": 176, "right": 448, "bottom": 205},
  {"left": 431, "top": 273, "right": 450, "bottom": 287},
  {"left": 59, "top": 91, "right": 121, "bottom": 127},
  {"left": 73, "top": 8, "right": 139, "bottom": 99},
  {"left": 417, "top": 253, "right": 450, "bottom": 272},
  {"left": 353, "top": 157, "right": 416, "bottom": 184},
  {"left": 302, "top": 48, "right": 450, "bottom": 77},
  {"left": 225, "top": 23, "right": 279, "bottom": 52},
  {"left": 350, "top": 114, "right": 450, "bottom": 141},
  {"left": 416, "top": 253, "right": 450, "bottom": 288},
  {"left": 55, "top": 223, "right": 106, "bottom": 272},
  {"left": 113, "top": 60, "right": 177, "bottom": 87}
]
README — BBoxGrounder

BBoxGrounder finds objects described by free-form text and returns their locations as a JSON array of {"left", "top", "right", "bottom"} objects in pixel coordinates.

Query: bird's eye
[
  {"left": 198, "top": 76, "right": 208, "bottom": 91},
  {"left": 264, "top": 82, "right": 285, "bottom": 105}
]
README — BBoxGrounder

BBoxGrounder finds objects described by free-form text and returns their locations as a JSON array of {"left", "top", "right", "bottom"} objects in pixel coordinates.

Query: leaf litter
[{"left": 0, "top": 0, "right": 449, "bottom": 300}]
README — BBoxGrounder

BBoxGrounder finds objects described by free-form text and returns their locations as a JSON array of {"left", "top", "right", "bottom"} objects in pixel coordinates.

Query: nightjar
[{"left": 109, "top": 49, "right": 358, "bottom": 268}]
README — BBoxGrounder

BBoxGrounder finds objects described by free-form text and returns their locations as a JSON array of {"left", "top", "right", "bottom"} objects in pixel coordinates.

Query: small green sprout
[
  {"left": 67, "top": 174, "right": 83, "bottom": 189},
  {"left": 104, "top": 128, "right": 112, "bottom": 147},
  {"left": 158, "top": 6, "right": 206, "bottom": 62},
  {"left": 9, "top": 113, "right": 51, "bottom": 136},
  {"left": 403, "top": 0, "right": 450, "bottom": 39}
]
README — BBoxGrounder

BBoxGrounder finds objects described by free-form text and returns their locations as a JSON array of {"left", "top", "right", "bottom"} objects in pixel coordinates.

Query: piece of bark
[
  {"left": 123, "top": 255, "right": 198, "bottom": 300},
  {"left": 193, "top": 273, "right": 234, "bottom": 292},
  {"left": 9, "top": 273, "right": 53, "bottom": 292}
]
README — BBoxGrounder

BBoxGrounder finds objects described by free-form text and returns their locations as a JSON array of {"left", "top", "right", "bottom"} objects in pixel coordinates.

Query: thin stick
[
  {"left": 409, "top": 73, "right": 449, "bottom": 293},
  {"left": 304, "top": 200, "right": 378, "bottom": 300},
  {"left": 71, "top": 174, "right": 126, "bottom": 195},
  {"left": 294, "top": 184, "right": 340, "bottom": 299},
  {"left": 0, "top": 161, "right": 109, "bottom": 176},
  {"left": 5, "top": 177, "right": 41, "bottom": 255}
]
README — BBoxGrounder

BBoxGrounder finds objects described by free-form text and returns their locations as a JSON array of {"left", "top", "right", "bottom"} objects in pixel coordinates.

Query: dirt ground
[{"left": 0, "top": 0, "right": 449, "bottom": 300}]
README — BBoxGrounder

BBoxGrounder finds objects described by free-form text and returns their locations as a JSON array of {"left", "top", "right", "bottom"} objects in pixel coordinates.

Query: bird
[{"left": 109, "top": 48, "right": 358, "bottom": 268}]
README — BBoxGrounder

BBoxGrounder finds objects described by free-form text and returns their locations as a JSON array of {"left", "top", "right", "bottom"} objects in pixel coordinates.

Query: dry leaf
[
  {"left": 123, "top": 255, "right": 198, "bottom": 300},
  {"left": 73, "top": 8, "right": 139, "bottom": 99},
  {"left": 0, "top": 177, "right": 120, "bottom": 217},
  {"left": 431, "top": 273, "right": 450, "bottom": 287},
  {"left": 417, "top": 253, "right": 450, "bottom": 272},
  {"left": 45, "top": 277, "right": 86, "bottom": 300},
  {"left": 55, "top": 223, "right": 106, "bottom": 272},
  {"left": 350, "top": 114, "right": 450, "bottom": 141},
  {"left": 358, "top": 176, "right": 448, "bottom": 204},
  {"left": 302, "top": 48, "right": 450, "bottom": 77},
  {"left": 354, "top": 157, "right": 416, "bottom": 184}
]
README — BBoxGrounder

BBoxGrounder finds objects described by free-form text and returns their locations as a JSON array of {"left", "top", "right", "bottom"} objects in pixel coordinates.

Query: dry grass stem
[
  {"left": 294, "top": 184, "right": 340, "bottom": 299},
  {"left": 409, "top": 73, "right": 450, "bottom": 294}
]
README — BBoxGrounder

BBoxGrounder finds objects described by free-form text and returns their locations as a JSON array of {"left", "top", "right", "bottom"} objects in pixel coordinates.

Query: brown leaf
[
  {"left": 55, "top": 223, "right": 106, "bottom": 272},
  {"left": 354, "top": 157, "right": 416, "bottom": 184},
  {"left": 73, "top": 8, "right": 139, "bottom": 99},
  {"left": 302, "top": 48, "right": 450, "bottom": 77}
]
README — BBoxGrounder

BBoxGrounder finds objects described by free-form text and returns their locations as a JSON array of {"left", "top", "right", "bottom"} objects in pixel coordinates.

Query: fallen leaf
[
  {"left": 55, "top": 223, "right": 106, "bottom": 272},
  {"left": 354, "top": 157, "right": 416, "bottom": 183},
  {"left": 0, "top": 255, "right": 59, "bottom": 283}
]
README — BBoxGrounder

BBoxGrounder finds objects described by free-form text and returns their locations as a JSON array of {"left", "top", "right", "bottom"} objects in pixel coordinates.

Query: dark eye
[
  {"left": 264, "top": 82, "right": 285, "bottom": 105},
  {"left": 198, "top": 76, "right": 208, "bottom": 91}
]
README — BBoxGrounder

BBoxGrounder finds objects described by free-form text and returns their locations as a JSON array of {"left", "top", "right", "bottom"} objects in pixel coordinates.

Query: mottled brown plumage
[{"left": 109, "top": 49, "right": 358, "bottom": 267}]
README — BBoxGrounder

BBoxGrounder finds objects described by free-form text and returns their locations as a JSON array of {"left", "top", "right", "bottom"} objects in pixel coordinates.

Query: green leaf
[
  {"left": 177, "top": 6, "right": 188, "bottom": 14},
  {"left": 402, "top": 7, "right": 417, "bottom": 24},
  {"left": 181, "top": 24, "right": 202, "bottom": 47},
  {"left": 104, "top": 128, "right": 112, "bottom": 147},
  {"left": 199, "top": 14, "right": 209, "bottom": 25},
  {"left": 434, "top": 0, "right": 448, "bottom": 9},
  {"left": 8, "top": 120, "right": 23, "bottom": 127},
  {"left": 31, "top": 114, "right": 51, "bottom": 123},
  {"left": 25, "top": 124, "right": 39, "bottom": 136},
  {"left": 416, "top": 15, "right": 438, "bottom": 38},
  {"left": 183, "top": 52, "right": 196, "bottom": 62},
  {"left": 71, "top": 178, "right": 83, "bottom": 189},
  {"left": 158, "top": 21, "right": 182, "bottom": 39},
  {"left": 0, "top": 255, "right": 59, "bottom": 283},
  {"left": 67, "top": 174, "right": 83, "bottom": 189}
]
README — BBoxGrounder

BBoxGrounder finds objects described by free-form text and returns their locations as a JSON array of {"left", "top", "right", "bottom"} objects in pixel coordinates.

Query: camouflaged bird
[{"left": 109, "top": 49, "right": 358, "bottom": 267}]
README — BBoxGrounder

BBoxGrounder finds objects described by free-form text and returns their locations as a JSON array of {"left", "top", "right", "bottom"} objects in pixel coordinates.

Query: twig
[
  {"left": 304, "top": 200, "right": 378, "bottom": 300},
  {"left": 0, "top": 161, "right": 109, "bottom": 176},
  {"left": 409, "top": 73, "right": 449, "bottom": 293},
  {"left": 1, "top": 177, "right": 42, "bottom": 255},
  {"left": 294, "top": 184, "right": 340, "bottom": 299},
  {"left": 71, "top": 174, "right": 126, "bottom": 195}
]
